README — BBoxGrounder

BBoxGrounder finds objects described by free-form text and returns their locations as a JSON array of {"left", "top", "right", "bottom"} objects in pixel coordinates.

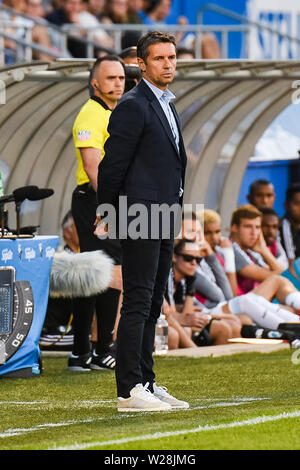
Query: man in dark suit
[{"left": 96, "top": 31, "right": 189, "bottom": 412}]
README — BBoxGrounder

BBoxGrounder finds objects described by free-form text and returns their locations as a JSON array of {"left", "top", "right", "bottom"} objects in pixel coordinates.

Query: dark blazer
[{"left": 97, "top": 79, "right": 187, "bottom": 212}]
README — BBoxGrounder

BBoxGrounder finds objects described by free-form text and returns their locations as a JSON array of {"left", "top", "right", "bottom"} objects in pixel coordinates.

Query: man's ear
[
  {"left": 90, "top": 78, "right": 98, "bottom": 92},
  {"left": 137, "top": 57, "right": 146, "bottom": 73}
]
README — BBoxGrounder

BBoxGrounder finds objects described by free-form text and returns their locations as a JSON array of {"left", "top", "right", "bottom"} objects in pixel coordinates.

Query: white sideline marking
[
  {"left": 0, "top": 401, "right": 46, "bottom": 405},
  {"left": 0, "top": 418, "right": 97, "bottom": 438},
  {"left": 54, "top": 410, "right": 300, "bottom": 450},
  {"left": 0, "top": 397, "right": 266, "bottom": 439}
]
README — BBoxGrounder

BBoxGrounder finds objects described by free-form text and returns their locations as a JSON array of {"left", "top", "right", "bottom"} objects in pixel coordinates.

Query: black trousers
[
  {"left": 116, "top": 237, "right": 174, "bottom": 398},
  {"left": 71, "top": 184, "right": 121, "bottom": 356},
  {"left": 71, "top": 183, "right": 121, "bottom": 263}
]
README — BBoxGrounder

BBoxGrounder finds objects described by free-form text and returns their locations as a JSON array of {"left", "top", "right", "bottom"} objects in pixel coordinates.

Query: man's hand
[
  {"left": 93, "top": 215, "right": 108, "bottom": 237},
  {"left": 252, "top": 230, "right": 268, "bottom": 255},
  {"left": 198, "top": 239, "right": 213, "bottom": 257},
  {"left": 181, "top": 312, "right": 212, "bottom": 331}
]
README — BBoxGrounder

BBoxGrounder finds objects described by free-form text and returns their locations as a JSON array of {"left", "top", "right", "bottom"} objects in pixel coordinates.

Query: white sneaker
[
  {"left": 117, "top": 382, "right": 172, "bottom": 412},
  {"left": 153, "top": 383, "right": 189, "bottom": 409}
]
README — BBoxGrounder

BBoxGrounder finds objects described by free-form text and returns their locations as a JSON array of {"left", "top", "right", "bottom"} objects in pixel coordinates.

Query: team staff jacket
[
  {"left": 97, "top": 79, "right": 187, "bottom": 210},
  {"left": 73, "top": 96, "right": 111, "bottom": 187}
]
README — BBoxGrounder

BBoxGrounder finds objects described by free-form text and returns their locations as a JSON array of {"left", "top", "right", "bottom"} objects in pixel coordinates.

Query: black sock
[
  {"left": 72, "top": 296, "right": 95, "bottom": 356},
  {"left": 241, "top": 324, "right": 284, "bottom": 340}
]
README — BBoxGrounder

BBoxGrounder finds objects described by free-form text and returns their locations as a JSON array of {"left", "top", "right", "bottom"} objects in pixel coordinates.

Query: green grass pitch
[{"left": 1, "top": 349, "right": 300, "bottom": 450}]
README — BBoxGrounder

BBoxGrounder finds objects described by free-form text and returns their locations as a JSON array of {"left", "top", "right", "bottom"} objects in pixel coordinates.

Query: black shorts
[{"left": 71, "top": 183, "right": 122, "bottom": 265}]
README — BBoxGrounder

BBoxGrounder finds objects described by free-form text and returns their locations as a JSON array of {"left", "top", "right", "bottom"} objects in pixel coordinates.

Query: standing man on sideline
[
  {"left": 96, "top": 31, "right": 189, "bottom": 412},
  {"left": 70, "top": 56, "right": 125, "bottom": 372}
]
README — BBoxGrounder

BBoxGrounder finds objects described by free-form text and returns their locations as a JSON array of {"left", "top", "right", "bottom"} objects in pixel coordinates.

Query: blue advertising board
[{"left": 0, "top": 236, "right": 59, "bottom": 377}]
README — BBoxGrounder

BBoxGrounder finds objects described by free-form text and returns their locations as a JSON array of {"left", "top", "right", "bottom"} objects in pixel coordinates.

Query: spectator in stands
[
  {"left": 127, "top": 0, "right": 143, "bottom": 23},
  {"left": 78, "top": 0, "right": 114, "bottom": 51},
  {"left": 26, "top": 0, "right": 45, "bottom": 17},
  {"left": 140, "top": 0, "right": 186, "bottom": 47},
  {"left": 25, "top": 0, "right": 57, "bottom": 60},
  {"left": 101, "top": 0, "right": 141, "bottom": 48},
  {"left": 280, "top": 182, "right": 300, "bottom": 265},
  {"left": 230, "top": 204, "right": 284, "bottom": 295},
  {"left": 203, "top": 208, "right": 238, "bottom": 297},
  {"left": 164, "top": 238, "right": 242, "bottom": 347},
  {"left": 141, "top": 0, "right": 170, "bottom": 24},
  {"left": 46, "top": 0, "right": 88, "bottom": 57},
  {"left": 1, "top": 0, "right": 53, "bottom": 61},
  {"left": 247, "top": 179, "right": 276, "bottom": 209},
  {"left": 140, "top": 0, "right": 220, "bottom": 59},
  {"left": 101, "top": 0, "right": 129, "bottom": 22},
  {"left": 260, "top": 207, "right": 289, "bottom": 271}
]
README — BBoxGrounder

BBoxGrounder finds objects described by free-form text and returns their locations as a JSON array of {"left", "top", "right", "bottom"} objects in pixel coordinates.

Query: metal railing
[
  {"left": 197, "top": 3, "right": 300, "bottom": 59},
  {"left": 1, "top": 2, "right": 300, "bottom": 65}
]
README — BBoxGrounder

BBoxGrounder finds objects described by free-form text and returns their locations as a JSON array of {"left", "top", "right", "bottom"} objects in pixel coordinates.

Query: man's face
[
  {"left": 250, "top": 184, "right": 275, "bottom": 208},
  {"left": 128, "top": 0, "right": 143, "bottom": 11},
  {"left": 173, "top": 242, "right": 201, "bottom": 277},
  {"left": 204, "top": 221, "right": 222, "bottom": 250},
  {"left": 261, "top": 214, "right": 279, "bottom": 246},
  {"left": 231, "top": 217, "right": 261, "bottom": 249},
  {"left": 138, "top": 41, "right": 176, "bottom": 90},
  {"left": 64, "top": 0, "right": 82, "bottom": 15},
  {"left": 88, "top": 0, "right": 104, "bottom": 15},
  {"left": 286, "top": 192, "right": 300, "bottom": 225},
  {"left": 26, "top": 0, "right": 44, "bottom": 16},
  {"left": 92, "top": 60, "right": 125, "bottom": 103},
  {"left": 111, "top": 0, "right": 128, "bottom": 16},
  {"left": 154, "top": 0, "right": 171, "bottom": 21}
]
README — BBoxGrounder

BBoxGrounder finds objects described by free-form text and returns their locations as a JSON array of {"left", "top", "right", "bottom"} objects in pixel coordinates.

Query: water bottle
[{"left": 155, "top": 314, "right": 168, "bottom": 355}]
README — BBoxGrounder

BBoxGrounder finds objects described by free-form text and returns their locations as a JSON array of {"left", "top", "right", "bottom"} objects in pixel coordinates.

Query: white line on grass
[
  {"left": 0, "top": 397, "right": 267, "bottom": 439},
  {"left": 54, "top": 410, "right": 300, "bottom": 450},
  {"left": 0, "top": 418, "right": 97, "bottom": 438},
  {"left": 0, "top": 401, "right": 47, "bottom": 405}
]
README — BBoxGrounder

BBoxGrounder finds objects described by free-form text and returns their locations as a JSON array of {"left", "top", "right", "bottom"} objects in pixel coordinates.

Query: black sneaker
[
  {"left": 90, "top": 352, "right": 116, "bottom": 370},
  {"left": 68, "top": 352, "right": 91, "bottom": 371}
]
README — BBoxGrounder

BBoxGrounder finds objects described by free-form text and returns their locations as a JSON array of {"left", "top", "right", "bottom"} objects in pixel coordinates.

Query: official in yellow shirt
[
  {"left": 70, "top": 55, "right": 125, "bottom": 372},
  {"left": 73, "top": 96, "right": 110, "bottom": 187}
]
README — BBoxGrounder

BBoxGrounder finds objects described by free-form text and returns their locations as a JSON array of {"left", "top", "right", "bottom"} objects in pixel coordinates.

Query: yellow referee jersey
[{"left": 73, "top": 96, "right": 111, "bottom": 186}]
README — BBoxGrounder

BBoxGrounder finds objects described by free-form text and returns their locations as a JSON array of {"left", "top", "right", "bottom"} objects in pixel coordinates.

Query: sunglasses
[{"left": 179, "top": 253, "right": 201, "bottom": 264}]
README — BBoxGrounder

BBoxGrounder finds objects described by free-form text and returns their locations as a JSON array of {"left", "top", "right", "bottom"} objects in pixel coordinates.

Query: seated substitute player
[
  {"left": 247, "top": 179, "right": 276, "bottom": 209},
  {"left": 165, "top": 239, "right": 300, "bottom": 347},
  {"left": 260, "top": 206, "right": 289, "bottom": 271},
  {"left": 280, "top": 182, "right": 300, "bottom": 266},
  {"left": 230, "top": 204, "right": 284, "bottom": 295}
]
